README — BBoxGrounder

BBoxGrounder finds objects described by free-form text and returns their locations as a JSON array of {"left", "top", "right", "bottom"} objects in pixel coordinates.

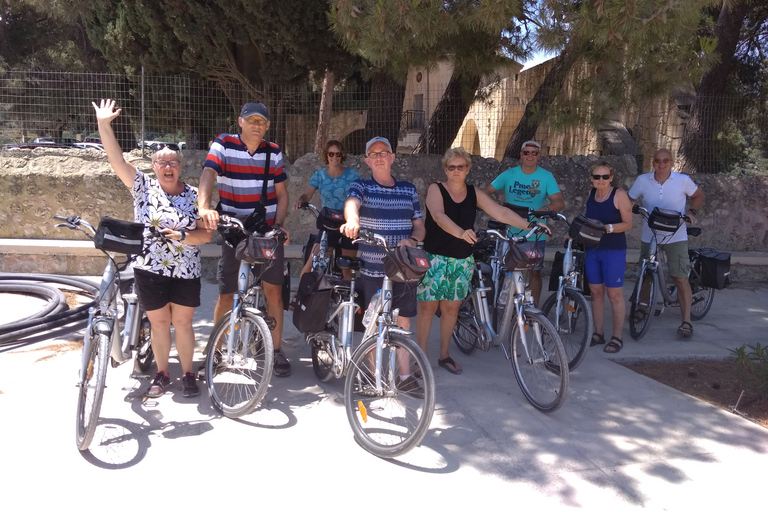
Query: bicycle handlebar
[
  {"left": 299, "top": 202, "right": 320, "bottom": 216},
  {"left": 354, "top": 229, "right": 389, "bottom": 251},
  {"left": 632, "top": 204, "right": 691, "bottom": 224},
  {"left": 477, "top": 223, "right": 546, "bottom": 244},
  {"left": 217, "top": 215, "right": 285, "bottom": 242}
]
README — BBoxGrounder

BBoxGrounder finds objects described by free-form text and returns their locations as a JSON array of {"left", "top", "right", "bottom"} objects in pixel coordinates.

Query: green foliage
[{"left": 731, "top": 343, "right": 768, "bottom": 399}]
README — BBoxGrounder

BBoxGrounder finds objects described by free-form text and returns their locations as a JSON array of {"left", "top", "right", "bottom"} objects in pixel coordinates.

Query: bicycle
[
  {"left": 473, "top": 225, "right": 569, "bottom": 413},
  {"left": 201, "top": 216, "right": 284, "bottom": 418},
  {"left": 297, "top": 202, "right": 345, "bottom": 277},
  {"left": 337, "top": 230, "right": 436, "bottom": 458},
  {"left": 628, "top": 205, "right": 715, "bottom": 340},
  {"left": 54, "top": 215, "right": 155, "bottom": 451},
  {"left": 537, "top": 212, "right": 595, "bottom": 372}
]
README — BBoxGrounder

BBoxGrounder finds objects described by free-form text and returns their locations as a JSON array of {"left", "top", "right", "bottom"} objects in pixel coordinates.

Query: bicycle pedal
[
  {"left": 654, "top": 309, "right": 662, "bottom": 317},
  {"left": 130, "top": 372, "right": 152, "bottom": 381},
  {"left": 265, "top": 316, "right": 276, "bottom": 330}
]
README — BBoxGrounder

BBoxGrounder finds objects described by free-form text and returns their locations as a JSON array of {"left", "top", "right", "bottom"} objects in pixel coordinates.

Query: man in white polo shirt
[{"left": 628, "top": 148, "right": 705, "bottom": 338}]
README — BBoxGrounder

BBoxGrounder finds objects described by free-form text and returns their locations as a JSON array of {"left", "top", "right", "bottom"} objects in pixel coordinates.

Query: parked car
[
  {"left": 34, "top": 137, "right": 56, "bottom": 144},
  {"left": 73, "top": 142, "right": 105, "bottom": 151}
]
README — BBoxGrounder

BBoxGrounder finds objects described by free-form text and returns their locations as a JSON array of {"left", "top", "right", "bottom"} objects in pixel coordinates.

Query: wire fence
[{"left": 0, "top": 69, "right": 764, "bottom": 172}]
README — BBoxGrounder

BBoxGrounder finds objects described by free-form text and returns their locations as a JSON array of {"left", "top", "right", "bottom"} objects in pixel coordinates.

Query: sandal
[
  {"left": 632, "top": 309, "right": 647, "bottom": 323},
  {"left": 603, "top": 336, "right": 623, "bottom": 353},
  {"left": 677, "top": 321, "right": 693, "bottom": 338},
  {"left": 438, "top": 356, "right": 462, "bottom": 375},
  {"left": 590, "top": 332, "right": 606, "bottom": 346}
]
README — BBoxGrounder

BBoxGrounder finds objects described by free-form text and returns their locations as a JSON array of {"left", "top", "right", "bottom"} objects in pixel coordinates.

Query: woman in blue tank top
[{"left": 583, "top": 162, "right": 633, "bottom": 353}]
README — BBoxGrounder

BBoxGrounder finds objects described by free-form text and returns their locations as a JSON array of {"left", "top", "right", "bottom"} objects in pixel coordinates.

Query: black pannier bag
[
  {"left": 548, "top": 251, "right": 590, "bottom": 296},
  {"left": 648, "top": 207, "right": 682, "bottom": 232},
  {"left": 504, "top": 241, "right": 543, "bottom": 271},
  {"left": 316, "top": 207, "right": 345, "bottom": 231},
  {"left": 695, "top": 248, "right": 731, "bottom": 290},
  {"left": 292, "top": 271, "right": 334, "bottom": 333},
  {"left": 235, "top": 235, "right": 279, "bottom": 264},
  {"left": 568, "top": 215, "right": 605, "bottom": 247},
  {"left": 93, "top": 217, "right": 144, "bottom": 255},
  {"left": 383, "top": 245, "right": 431, "bottom": 283}
]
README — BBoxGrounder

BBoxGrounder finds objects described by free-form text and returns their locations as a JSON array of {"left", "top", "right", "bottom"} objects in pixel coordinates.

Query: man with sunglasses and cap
[
  {"left": 484, "top": 140, "right": 565, "bottom": 306},
  {"left": 198, "top": 102, "right": 293, "bottom": 377}
]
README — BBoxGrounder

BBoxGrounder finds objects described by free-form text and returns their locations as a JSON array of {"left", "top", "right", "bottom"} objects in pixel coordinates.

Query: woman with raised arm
[
  {"left": 415, "top": 147, "right": 549, "bottom": 375},
  {"left": 93, "top": 99, "right": 212, "bottom": 398}
]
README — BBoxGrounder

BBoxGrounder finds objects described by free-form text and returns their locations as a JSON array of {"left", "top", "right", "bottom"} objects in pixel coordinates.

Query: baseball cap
[
  {"left": 521, "top": 140, "right": 541, "bottom": 150},
  {"left": 365, "top": 136, "right": 393, "bottom": 155},
  {"left": 240, "top": 102, "right": 269, "bottom": 121}
]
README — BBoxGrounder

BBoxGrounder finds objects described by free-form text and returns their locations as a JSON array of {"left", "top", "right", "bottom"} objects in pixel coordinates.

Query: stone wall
[{"left": 2, "top": 148, "right": 766, "bottom": 254}]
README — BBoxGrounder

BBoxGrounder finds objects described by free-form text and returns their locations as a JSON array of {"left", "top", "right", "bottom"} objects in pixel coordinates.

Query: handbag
[
  {"left": 504, "top": 240, "right": 543, "bottom": 271},
  {"left": 648, "top": 207, "right": 682, "bottom": 232},
  {"left": 235, "top": 235, "right": 279, "bottom": 264},
  {"left": 568, "top": 215, "right": 605, "bottom": 247},
  {"left": 383, "top": 245, "right": 431, "bottom": 283},
  {"left": 93, "top": 217, "right": 144, "bottom": 255}
]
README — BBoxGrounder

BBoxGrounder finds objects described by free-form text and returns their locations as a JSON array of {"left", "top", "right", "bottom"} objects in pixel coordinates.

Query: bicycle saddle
[{"left": 337, "top": 256, "right": 364, "bottom": 271}]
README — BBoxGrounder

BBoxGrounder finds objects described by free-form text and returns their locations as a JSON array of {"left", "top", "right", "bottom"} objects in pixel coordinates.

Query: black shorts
[
  {"left": 358, "top": 274, "right": 417, "bottom": 318},
  {"left": 218, "top": 241, "right": 284, "bottom": 295},
  {"left": 134, "top": 268, "right": 201, "bottom": 311}
]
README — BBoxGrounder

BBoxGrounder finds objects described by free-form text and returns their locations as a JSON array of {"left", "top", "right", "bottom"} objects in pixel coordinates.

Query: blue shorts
[{"left": 584, "top": 248, "right": 626, "bottom": 288}]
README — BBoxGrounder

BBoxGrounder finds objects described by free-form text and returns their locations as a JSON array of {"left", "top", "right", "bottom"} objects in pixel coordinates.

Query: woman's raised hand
[{"left": 91, "top": 99, "right": 121, "bottom": 124}]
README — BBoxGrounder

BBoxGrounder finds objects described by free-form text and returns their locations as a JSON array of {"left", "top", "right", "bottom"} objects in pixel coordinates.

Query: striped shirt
[
  {"left": 348, "top": 177, "right": 422, "bottom": 278},
  {"left": 203, "top": 135, "right": 286, "bottom": 222}
]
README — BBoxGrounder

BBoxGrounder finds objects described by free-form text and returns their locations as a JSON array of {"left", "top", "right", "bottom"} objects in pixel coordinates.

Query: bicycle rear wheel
[
  {"left": 689, "top": 277, "right": 715, "bottom": 321},
  {"left": 134, "top": 313, "right": 154, "bottom": 373},
  {"left": 540, "top": 288, "right": 592, "bottom": 371},
  {"left": 344, "top": 333, "right": 435, "bottom": 458},
  {"left": 629, "top": 269, "right": 657, "bottom": 340},
  {"left": 452, "top": 299, "right": 479, "bottom": 355},
  {"left": 510, "top": 312, "right": 568, "bottom": 413},
  {"left": 310, "top": 337, "right": 335, "bottom": 382},
  {"left": 75, "top": 329, "right": 110, "bottom": 450},
  {"left": 205, "top": 310, "right": 274, "bottom": 418}
]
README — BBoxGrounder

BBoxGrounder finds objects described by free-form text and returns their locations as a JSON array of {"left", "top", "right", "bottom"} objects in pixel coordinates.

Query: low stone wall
[{"left": 1, "top": 147, "right": 766, "bottom": 278}]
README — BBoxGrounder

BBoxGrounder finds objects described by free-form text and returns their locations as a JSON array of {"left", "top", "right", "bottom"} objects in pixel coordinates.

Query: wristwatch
[
  {"left": 688, "top": 208, "right": 698, "bottom": 216},
  {"left": 606, "top": 224, "right": 614, "bottom": 234}
]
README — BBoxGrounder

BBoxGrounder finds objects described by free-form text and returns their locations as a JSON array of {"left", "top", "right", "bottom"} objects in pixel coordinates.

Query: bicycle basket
[
  {"left": 504, "top": 240, "right": 543, "bottom": 271},
  {"left": 316, "top": 207, "right": 345, "bottom": 231},
  {"left": 648, "top": 207, "right": 682, "bottom": 232},
  {"left": 93, "top": 217, "right": 144, "bottom": 255},
  {"left": 235, "top": 235, "right": 279, "bottom": 264},
  {"left": 383, "top": 245, "right": 431, "bottom": 283},
  {"left": 568, "top": 215, "right": 605, "bottom": 247}
]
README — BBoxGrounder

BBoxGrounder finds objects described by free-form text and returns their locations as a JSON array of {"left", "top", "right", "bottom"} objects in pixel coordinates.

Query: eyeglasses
[
  {"left": 446, "top": 164, "right": 468, "bottom": 171},
  {"left": 367, "top": 151, "right": 392, "bottom": 159},
  {"left": 244, "top": 117, "right": 268, "bottom": 126},
  {"left": 653, "top": 158, "right": 672, "bottom": 164},
  {"left": 154, "top": 160, "right": 180, "bottom": 168},
  {"left": 521, "top": 150, "right": 539, "bottom": 156},
  {"left": 327, "top": 151, "right": 342, "bottom": 158},
  {"left": 591, "top": 174, "right": 611, "bottom": 180}
]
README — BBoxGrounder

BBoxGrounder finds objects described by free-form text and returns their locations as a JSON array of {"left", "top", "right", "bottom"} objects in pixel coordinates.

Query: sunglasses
[
  {"left": 653, "top": 158, "right": 672, "bottom": 164},
  {"left": 521, "top": 150, "right": 539, "bottom": 156},
  {"left": 327, "top": 151, "right": 342, "bottom": 158},
  {"left": 591, "top": 174, "right": 611, "bottom": 180},
  {"left": 447, "top": 164, "right": 468, "bottom": 171},
  {"left": 244, "top": 117, "right": 268, "bottom": 126}
]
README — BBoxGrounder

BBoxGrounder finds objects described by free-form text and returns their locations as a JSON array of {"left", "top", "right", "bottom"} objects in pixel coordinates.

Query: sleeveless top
[
  {"left": 585, "top": 187, "right": 626, "bottom": 251},
  {"left": 424, "top": 183, "right": 477, "bottom": 259}
]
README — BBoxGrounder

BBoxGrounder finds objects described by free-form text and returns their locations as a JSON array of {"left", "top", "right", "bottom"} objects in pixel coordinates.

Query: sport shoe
[
  {"left": 273, "top": 348, "right": 292, "bottom": 377},
  {"left": 147, "top": 371, "right": 171, "bottom": 398},
  {"left": 181, "top": 372, "right": 200, "bottom": 397},
  {"left": 396, "top": 375, "right": 424, "bottom": 399}
]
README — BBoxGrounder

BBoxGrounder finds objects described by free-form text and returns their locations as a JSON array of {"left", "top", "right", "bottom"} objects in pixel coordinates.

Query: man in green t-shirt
[{"left": 485, "top": 140, "right": 565, "bottom": 306}]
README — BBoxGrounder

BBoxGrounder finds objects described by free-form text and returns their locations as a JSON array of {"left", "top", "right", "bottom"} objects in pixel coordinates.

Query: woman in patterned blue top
[
  {"left": 94, "top": 99, "right": 212, "bottom": 399},
  {"left": 294, "top": 140, "right": 361, "bottom": 278}
]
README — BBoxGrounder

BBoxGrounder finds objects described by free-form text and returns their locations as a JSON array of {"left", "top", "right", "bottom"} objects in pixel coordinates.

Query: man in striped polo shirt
[{"left": 199, "top": 102, "right": 292, "bottom": 377}]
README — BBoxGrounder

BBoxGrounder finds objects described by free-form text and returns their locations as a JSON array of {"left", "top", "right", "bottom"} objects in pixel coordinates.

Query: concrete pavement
[{"left": 1, "top": 278, "right": 767, "bottom": 510}]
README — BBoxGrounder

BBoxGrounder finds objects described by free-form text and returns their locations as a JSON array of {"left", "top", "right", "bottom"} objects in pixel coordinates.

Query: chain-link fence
[{"left": 0, "top": 69, "right": 764, "bottom": 172}]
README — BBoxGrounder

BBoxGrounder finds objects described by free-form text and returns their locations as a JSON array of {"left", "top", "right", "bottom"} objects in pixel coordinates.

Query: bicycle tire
[
  {"left": 492, "top": 272, "right": 507, "bottom": 333},
  {"left": 311, "top": 338, "right": 335, "bottom": 382},
  {"left": 452, "top": 299, "right": 479, "bottom": 355},
  {"left": 75, "top": 329, "right": 110, "bottom": 450},
  {"left": 629, "top": 269, "right": 657, "bottom": 340},
  {"left": 540, "top": 288, "right": 592, "bottom": 371},
  {"left": 135, "top": 313, "right": 154, "bottom": 373},
  {"left": 344, "top": 333, "right": 435, "bottom": 458},
  {"left": 690, "top": 280, "right": 715, "bottom": 321},
  {"left": 509, "top": 311, "right": 569, "bottom": 413},
  {"left": 205, "top": 310, "right": 274, "bottom": 418}
]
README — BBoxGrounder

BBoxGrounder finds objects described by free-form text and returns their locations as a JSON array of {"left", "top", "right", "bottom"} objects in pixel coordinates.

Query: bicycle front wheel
[
  {"left": 75, "top": 330, "right": 110, "bottom": 450},
  {"left": 629, "top": 269, "right": 657, "bottom": 340},
  {"left": 541, "top": 288, "right": 592, "bottom": 371},
  {"left": 205, "top": 310, "right": 274, "bottom": 418},
  {"left": 452, "top": 299, "right": 479, "bottom": 355},
  {"left": 510, "top": 312, "right": 569, "bottom": 413},
  {"left": 344, "top": 333, "right": 435, "bottom": 458},
  {"left": 311, "top": 337, "right": 335, "bottom": 382},
  {"left": 690, "top": 279, "right": 715, "bottom": 321}
]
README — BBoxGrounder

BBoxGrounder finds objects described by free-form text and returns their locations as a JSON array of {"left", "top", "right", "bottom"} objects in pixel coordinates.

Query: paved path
[{"left": 1, "top": 279, "right": 767, "bottom": 510}]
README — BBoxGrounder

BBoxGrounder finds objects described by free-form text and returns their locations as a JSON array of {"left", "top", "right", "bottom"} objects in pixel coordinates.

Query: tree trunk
[
  {"left": 365, "top": 69, "right": 406, "bottom": 152},
  {"left": 314, "top": 69, "right": 335, "bottom": 154},
  {"left": 679, "top": 1, "right": 750, "bottom": 174},
  {"left": 414, "top": 73, "right": 482, "bottom": 156},
  {"left": 503, "top": 40, "right": 581, "bottom": 158}
]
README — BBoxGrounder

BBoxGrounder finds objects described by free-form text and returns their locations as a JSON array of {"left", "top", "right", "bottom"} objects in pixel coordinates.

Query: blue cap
[
  {"left": 365, "top": 136, "right": 392, "bottom": 155},
  {"left": 240, "top": 102, "right": 269, "bottom": 121}
]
